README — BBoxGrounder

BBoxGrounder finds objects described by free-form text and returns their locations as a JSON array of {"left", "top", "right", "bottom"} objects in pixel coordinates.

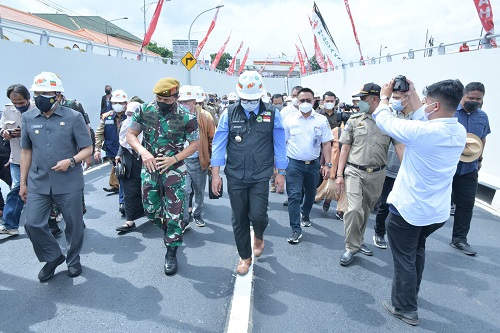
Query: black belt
[
  {"left": 347, "top": 162, "right": 385, "bottom": 173},
  {"left": 289, "top": 157, "right": 318, "bottom": 165}
]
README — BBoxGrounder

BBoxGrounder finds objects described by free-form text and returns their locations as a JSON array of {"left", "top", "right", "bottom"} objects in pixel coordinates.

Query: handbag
[{"left": 208, "top": 169, "right": 223, "bottom": 199}]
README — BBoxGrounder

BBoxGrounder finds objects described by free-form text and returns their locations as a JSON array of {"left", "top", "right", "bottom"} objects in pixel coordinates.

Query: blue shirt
[
  {"left": 211, "top": 105, "right": 288, "bottom": 169},
  {"left": 455, "top": 105, "right": 490, "bottom": 176}
]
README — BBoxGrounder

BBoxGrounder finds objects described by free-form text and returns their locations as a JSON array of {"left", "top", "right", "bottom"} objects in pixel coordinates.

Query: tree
[
  {"left": 309, "top": 55, "right": 322, "bottom": 71},
  {"left": 145, "top": 42, "right": 173, "bottom": 59},
  {"left": 210, "top": 52, "right": 233, "bottom": 71}
]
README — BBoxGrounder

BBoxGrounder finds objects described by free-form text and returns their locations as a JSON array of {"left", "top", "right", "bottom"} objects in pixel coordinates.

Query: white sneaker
[{"left": 0, "top": 227, "right": 19, "bottom": 235}]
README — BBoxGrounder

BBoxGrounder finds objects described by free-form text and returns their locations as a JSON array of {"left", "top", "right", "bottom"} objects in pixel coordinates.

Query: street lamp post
[
  {"left": 141, "top": 0, "right": 171, "bottom": 55},
  {"left": 105, "top": 17, "right": 128, "bottom": 56},
  {"left": 379, "top": 45, "right": 387, "bottom": 64},
  {"left": 187, "top": 5, "right": 224, "bottom": 85}
]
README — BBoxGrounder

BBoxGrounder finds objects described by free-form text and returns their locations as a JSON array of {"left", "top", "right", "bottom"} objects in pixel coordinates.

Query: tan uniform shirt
[{"left": 339, "top": 113, "right": 397, "bottom": 167}]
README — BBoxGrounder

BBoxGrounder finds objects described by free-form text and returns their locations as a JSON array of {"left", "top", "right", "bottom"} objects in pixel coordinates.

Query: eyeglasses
[
  {"left": 299, "top": 99, "right": 313, "bottom": 103},
  {"left": 241, "top": 99, "right": 260, "bottom": 105}
]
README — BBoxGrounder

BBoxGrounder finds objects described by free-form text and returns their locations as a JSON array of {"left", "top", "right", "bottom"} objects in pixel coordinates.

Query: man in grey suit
[{"left": 20, "top": 72, "right": 93, "bottom": 282}]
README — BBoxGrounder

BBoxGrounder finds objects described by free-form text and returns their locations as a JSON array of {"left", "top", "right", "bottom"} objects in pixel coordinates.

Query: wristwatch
[
  {"left": 380, "top": 95, "right": 389, "bottom": 101},
  {"left": 69, "top": 157, "right": 76, "bottom": 168},
  {"left": 325, "top": 163, "right": 333, "bottom": 167},
  {"left": 277, "top": 169, "right": 286, "bottom": 175}
]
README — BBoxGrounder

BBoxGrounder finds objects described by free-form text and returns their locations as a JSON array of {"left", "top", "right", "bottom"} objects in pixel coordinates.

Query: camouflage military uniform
[{"left": 131, "top": 101, "right": 199, "bottom": 246}]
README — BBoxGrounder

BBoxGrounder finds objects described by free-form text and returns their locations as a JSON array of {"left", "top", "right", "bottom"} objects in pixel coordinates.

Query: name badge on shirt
[{"left": 31, "top": 125, "right": 43, "bottom": 129}]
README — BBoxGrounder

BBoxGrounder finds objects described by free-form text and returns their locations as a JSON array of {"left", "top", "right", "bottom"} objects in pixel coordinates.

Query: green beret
[{"left": 153, "top": 78, "right": 180, "bottom": 97}]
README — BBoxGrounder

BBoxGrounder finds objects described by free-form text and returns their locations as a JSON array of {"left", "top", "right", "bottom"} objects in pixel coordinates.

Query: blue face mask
[
  {"left": 391, "top": 97, "right": 407, "bottom": 112},
  {"left": 15, "top": 103, "right": 30, "bottom": 113}
]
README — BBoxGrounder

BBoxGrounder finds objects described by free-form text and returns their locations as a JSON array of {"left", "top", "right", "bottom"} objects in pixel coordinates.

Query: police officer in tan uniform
[{"left": 335, "top": 83, "right": 402, "bottom": 266}]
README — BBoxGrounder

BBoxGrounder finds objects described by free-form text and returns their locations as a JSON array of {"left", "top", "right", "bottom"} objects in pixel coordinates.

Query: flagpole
[{"left": 188, "top": 5, "right": 224, "bottom": 85}]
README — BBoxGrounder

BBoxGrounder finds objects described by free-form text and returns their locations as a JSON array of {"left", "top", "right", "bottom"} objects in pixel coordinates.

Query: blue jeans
[
  {"left": 286, "top": 158, "right": 320, "bottom": 233},
  {"left": 3, "top": 163, "right": 24, "bottom": 229},
  {"left": 119, "top": 179, "right": 124, "bottom": 204}
]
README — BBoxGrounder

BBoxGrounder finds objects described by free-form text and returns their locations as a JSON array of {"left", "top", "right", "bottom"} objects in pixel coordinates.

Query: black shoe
[
  {"left": 382, "top": 300, "right": 419, "bottom": 326},
  {"left": 68, "top": 262, "right": 82, "bottom": 277},
  {"left": 181, "top": 220, "right": 190, "bottom": 233},
  {"left": 322, "top": 200, "right": 330, "bottom": 212},
  {"left": 194, "top": 216, "right": 206, "bottom": 227},
  {"left": 358, "top": 244, "right": 373, "bottom": 256},
  {"left": 164, "top": 246, "right": 178, "bottom": 275},
  {"left": 103, "top": 187, "right": 119, "bottom": 193},
  {"left": 49, "top": 218, "right": 62, "bottom": 238},
  {"left": 300, "top": 215, "right": 311, "bottom": 227},
  {"left": 335, "top": 211, "right": 344, "bottom": 221},
  {"left": 340, "top": 250, "right": 355, "bottom": 266},
  {"left": 38, "top": 254, "right": 66, "bottom": 282},
  {"left": 116, "top": 222, "right": 136, "bottom": 232},
  {"left": 287, "top": 231, "right": 302, "bottom": 244},
  {"left": 283, "top": 200, "right": 288, "bottom": 206},
  {"left": 373, "top": 234, "right": 388, "bottom": 249},
  {"left": 450, "top": 241, "right": 477, "bottom": 256},
  {"left": 119, "top": 203, "right": 125, "bottom": 216}
]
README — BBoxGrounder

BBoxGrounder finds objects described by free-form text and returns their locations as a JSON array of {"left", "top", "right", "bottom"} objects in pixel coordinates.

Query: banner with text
[
  {"left": 226, "top": 41, "right": 244, "bottom": 76},
  {"left": 474, "top": 0, "right": 497, "bottom": 47},
  {"left": 238, "top": 47, "right": 250, "bottom": 74},
  {"left": 344, "top": 0, "right": 365, "bottom": 61},
  {"left": 210, "top": 32, "right": 231, "bottom": 70},
  {"left": 311, "top": 2, "right": 343, "bottom": 64},
  {"left": 140, "top": 0, "right": 165, "bottom": 53},
  {"left": 195, "top": 8, "right": 221, "bottom": 58},
  {"left": 295, "top": 44, "right": 306, "bottom": 75}
]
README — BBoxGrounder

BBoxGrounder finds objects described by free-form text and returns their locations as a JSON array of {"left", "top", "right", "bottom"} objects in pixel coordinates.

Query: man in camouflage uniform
[{"left": 127, "top": 78, "right": 199, "bottom": 275}]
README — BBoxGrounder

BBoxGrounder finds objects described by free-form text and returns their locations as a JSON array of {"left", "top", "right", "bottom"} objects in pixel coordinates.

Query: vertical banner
[
  {"left": 311, "top": 2, "right": 343, "bottom": 64},
  {"left": 140, "top": 0, "right": 164, "bottom": 52},
  {"left": 344, "top": 0, "right": 365, "bottom": 62},
  {"left": 226, "top": 41, "right": 244, "bottom": 76},
  {"left": 195, "top": 8, "right": 220, "bottom": 58},
  {"left": 287, "top": 57, "right": 297, "bottom": 77},
  {"left": 298, "top": 34, "right": 313, "bottom": 73},
  {"left": 314, "top": 36, "right": 328, "bottom": 71},
  {"left": 259, "top": 53, "right": 271, "bottom": 73},
  {"left": 295, "top": 44, "right": 306, "bottom": 75},
  {"left": 210, "top": 32, "right": 231, "bottom": 70},
  {"left": 238, "top": 47, "right": 250, "bottom": 74},
  {"left": 473, "top": 0, "right": 497, "bottom": 47},
  {"left": 326, "top": 56, "right": 334, "bottom": 71}
]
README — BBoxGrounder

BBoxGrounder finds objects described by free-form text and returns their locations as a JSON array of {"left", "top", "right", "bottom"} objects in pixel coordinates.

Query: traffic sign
[{"left": 181, "top": 51, "right": 197, "bottom": 71}]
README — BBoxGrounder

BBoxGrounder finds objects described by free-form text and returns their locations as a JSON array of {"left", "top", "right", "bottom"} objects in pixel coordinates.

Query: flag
[
  {"left": 140, "top": 0, "right": 165, "bottom": 52},
  {"left": 287, "top": 57, "right": 297, "bottom": 77},
  {"left": 195, "top": 8, "right": 220, "bottom": 58},
  {"left": 326, "top": 56, "right": 334, "bottom": 71},
  {"left": 210, "top": 32, "right": 231, "bottom": 70},
  {"left": 313, "top": 35, "right": 328, "bottom": 71},
  {"left": 238, "top": 47, "right": 250, "bottom": 74},
  {"left": 226, "top": 41, "right": 244, "bottom": 76},
  {"left": 473, "top": 0, "right": 497, "bottom": 47},
  {"left": 311, "top": 2, "right": 342, "bottom": 64},
  {"left": 298, "top": 34, "right": 312, "bottom": 73},
  {"left": 344, "top": 0, "right": 365, "bottom": 62},
  {"left": 259, "top": 53, "right": 271, "bottom": 73},
  {"left": 295, "top": 44, "right": 306, "bottom": 75}
]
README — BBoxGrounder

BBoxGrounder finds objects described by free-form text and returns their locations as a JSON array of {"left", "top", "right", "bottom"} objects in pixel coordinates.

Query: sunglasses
[
  {"left": 299, "top": 99, "right": 313, "bottom": 103},
  {"left": 241, "top": 99, "right": 260, "bottom": 105}
]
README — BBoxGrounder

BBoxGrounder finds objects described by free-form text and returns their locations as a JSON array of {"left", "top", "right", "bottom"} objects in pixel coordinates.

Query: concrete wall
[{"left": 301, "top": 48, "right": 500, "bottom": 207}]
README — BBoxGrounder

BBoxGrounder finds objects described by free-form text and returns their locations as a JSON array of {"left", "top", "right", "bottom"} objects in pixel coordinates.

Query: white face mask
[
  {"left": 299, "top": 102, "right": 313, "bottom": 113},
  {"left": 292, "top": 97, "right": 298, "bottom": 107},
  {"left": 324, "top": 102, "right": 335, "bottom": 110},
  {"left": 421, "top": 102, "right": 437, "bottom": 120},
  {"left": 112, "top": 104, "right": 125, "bottom": 113}
]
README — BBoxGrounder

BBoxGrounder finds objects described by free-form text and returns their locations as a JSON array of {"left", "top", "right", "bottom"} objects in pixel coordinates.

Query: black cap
[{"left": 352, "top": 82, "right": 381, "bottom": 97}]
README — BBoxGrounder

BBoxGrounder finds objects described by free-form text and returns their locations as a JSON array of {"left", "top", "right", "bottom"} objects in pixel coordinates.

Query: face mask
[
  {"left": 209, "top": 98, "right": 215, "bottom": 103},
  {"left": 357, "top": 100, "right": 370, "bottom": 113},
  {"left": 299, "top": 102, "right": 313, "bottom": 113},
  {"left": 112, "top": 104, "right": 125, "bottom": 113},
  {"left": 391, "top": 97, "right": 408, "bottom": 112},
  {"left": 292, "top": 97, "right": 298, "bottom": 107},
  {"left": 241, "top": 101, "right": 259, "bottom": 112},
  {"left": 463, "top": 101, "right": 480, "bottom": 113},
  {"left": 105, "top": 89, "right": 111, "bottom": 95},
  {"left": 221, "top": 100, "right": 228, "bottom": 105},
  {"left": 180, "top": 102, "right": 194, "bottom": 112},
  {"left": 273, "top": 104, "right": 283, "bottom": 111},
  {"left": 34, "top": 95, "right": 57, "bottom": 113},
  {"left": 157, "top": 101, "right": 175, "bottom": 113},
  {"left": 420, "top": 102, "right": 437, "bottom": 120},
  {"left": 324, "top": 102, "right": 335, "bottom": 110},
  {"left": 15, "top": 103, "right": 30, "bottom": 113},
  {"left": 229, "top": 100, "right": 235, "bottom": 105}
]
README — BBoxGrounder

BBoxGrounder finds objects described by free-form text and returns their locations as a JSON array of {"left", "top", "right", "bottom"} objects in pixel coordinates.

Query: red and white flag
[
  {"left": 287, "top": 57, "right": 297, "bottom": 77},
  {"left": 326, "top": 56, "right": 334, "bottom": 71},
  {"left": 344, "top": 0, "right": 365, "bottom": 62},
  {"left": 238, "top": 47, "right": 250, "bottom": 74},
  {"left": 140, "top": 0, "right": 165, "bottom": 52},
  {"left": 210, "top": 32, "right": 231, "bottom": 70},
  {"left": 473, "top": 0, "right": 497, "bottom": 47},
  {"left": 226, "top": 41, "right": 244, "bottom": 76},
  {"left": 295, "top": 44, "right": 306, "bottom": 75},
  {"left": 195, "top": 8, "right": 220, "bottom": 58},
  {"left": 298, "top": 34, "right": 312, "bottom": 73},
  {"left": 259, "top": 53, "right": 271, "bottom": 73},
  {"left": 314, "top": 36, "right": 328, "bottom": 71}
]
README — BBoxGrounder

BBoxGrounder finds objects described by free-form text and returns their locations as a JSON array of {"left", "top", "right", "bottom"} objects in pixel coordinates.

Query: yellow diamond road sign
[{"left": 181, "top": 51, "right": 196, "bottom": 71}]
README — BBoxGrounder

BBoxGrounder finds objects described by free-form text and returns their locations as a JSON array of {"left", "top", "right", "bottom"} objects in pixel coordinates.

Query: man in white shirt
[
  {"left": 280, "top": 85, "right": 302, "bottom": 121},
  {"left": 373, "top": 79, "right": 466, "bottom": 326}
]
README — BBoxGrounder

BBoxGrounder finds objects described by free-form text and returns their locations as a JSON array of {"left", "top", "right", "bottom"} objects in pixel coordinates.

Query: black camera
[
  {"left": 393, "top": 75, "right": 409, "bottom": 92},
  {"left": 342, "top": 104, "right": 359, "bottom": 112}
]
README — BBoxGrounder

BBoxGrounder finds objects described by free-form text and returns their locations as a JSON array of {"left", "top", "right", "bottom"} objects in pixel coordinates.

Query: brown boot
[
  {"left": 236, "top": 258, "right": 252, "bottom": 276},
  {"left": 253, "top": 236, "right": 265, "bottom": 257}
]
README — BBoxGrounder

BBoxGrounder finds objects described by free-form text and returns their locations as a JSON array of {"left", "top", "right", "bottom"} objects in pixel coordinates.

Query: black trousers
[
  {"left": 452, "top": 171, "right": 478, "bottom": 243},
  {"left": 122, "top": 149, "right": 144, "bottom": 221},
  {"left": 227, "top": 178, "right": 269, "bottom": 259},
  {"left": 387, "top": 212, "right": 444, "bottom": 312},
  {"left": 0, "top": 155, "right": 12, "bottom": 210},
  {"left": 374, "top": 176, "right": 395, "bottom": 237}
]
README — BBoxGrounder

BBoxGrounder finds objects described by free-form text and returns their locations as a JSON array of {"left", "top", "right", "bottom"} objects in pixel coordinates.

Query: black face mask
[
  {"left": 229, "top": 100, "right": 235, "bottom": 105},
  {"left": 105, "top": 89, "right": 112, "bottom": 95},
  {"left": 463, "top": 101, "right": 480, "bottom": 113},
  {"left": 157, "top": 101, "right": 175, "bottom": 114},
  {"left": 15, "top": 102, "right": 30, "bottom": 113},
  {"left": 34, "top": 95, "right": 57, "bottom": 113}
]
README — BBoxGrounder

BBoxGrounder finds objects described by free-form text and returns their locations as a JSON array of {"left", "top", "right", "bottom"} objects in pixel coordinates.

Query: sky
[{"left": 2, "top": 0, "right": 498, "bottom": 64}]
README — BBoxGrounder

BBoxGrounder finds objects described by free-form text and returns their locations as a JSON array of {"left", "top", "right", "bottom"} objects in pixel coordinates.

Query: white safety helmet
[
  {"left": 228, "top": 92, "right": 238, "bottom": 101},
  {"left": 110, "top": 89, "right": 128, "bottom": 103},
  {"left": 236, "top": 70, "right": 264, "bottom": 100},
  {"left": 30, "top": 72, "right": 64, "bottom": 92},
  {"left": 261, "top": 88, "right": 270, "bottom": 103},
  {"left": 178, "top": 85, "right": 197, "bottom": 102},
  {"left": 193, "top": 86, "right": 207, "bottom": 103},
  {"left": 125, "top": 101, "right": 141, "bottom": 116}
]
